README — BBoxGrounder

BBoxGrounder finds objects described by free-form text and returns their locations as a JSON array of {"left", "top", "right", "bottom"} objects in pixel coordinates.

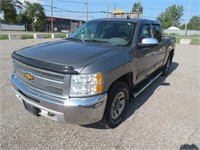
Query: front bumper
[{"left": 10, "top": 74, "right": 107, "bottom": 125}]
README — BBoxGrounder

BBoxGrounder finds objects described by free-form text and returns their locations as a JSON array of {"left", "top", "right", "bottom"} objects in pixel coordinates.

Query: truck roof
[{"left": 89, "top": 18, "right": 160, "bottom": 24}]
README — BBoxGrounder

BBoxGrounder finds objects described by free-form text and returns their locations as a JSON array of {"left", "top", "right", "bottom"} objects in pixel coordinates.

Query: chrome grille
[
  {"left": 17, "top": 75, "right": 63, "bottom": 95},
  {"left": 13, "top": 61, "right": 67, "bottom": 97},
  {"left": 15, "top": 62, "right": 64, "bottom": 81}
]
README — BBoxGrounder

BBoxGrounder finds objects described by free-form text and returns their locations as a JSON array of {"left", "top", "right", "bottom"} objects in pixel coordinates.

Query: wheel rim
[{"left": 111, "top": 91, "right": 126, "bottom": 120}]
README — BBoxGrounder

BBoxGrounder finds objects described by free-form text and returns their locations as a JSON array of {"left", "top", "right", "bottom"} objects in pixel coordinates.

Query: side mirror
[{"left": 138, "top": 38, "right": 158, "bottom": 48}]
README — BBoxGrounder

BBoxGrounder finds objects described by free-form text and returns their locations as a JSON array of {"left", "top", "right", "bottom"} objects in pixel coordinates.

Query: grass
[
  {"left": 191, "top": 39, "right": 200, "bottom": 45},
  {"left": 44, "top": 33, "right": 67, "bottom": 38},
  {"left": 175, "top": 37, "right": 200, "bottom": 45},
  {"left": 0, "top": 35, "right": 9, "bottom": 40},
  {"left": 60, "top": 33, "right": 67, "bottom": 38},
  {"left": 21, "top": 34, "right": 34, "bottom": 39},
  {"left": 44, "top": 34, "right": 51, "bottom": 38},
  {"left": 165, "top": 34, "right": 200, "bottom": 45}
]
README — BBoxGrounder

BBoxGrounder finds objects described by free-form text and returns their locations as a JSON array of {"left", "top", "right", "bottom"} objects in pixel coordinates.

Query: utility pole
[
  {"left": 106, "top": 1, "right": 109, "bottom": 18},
  {"left": 137, "top": 0, "right": 140, "bottom": 18},
  {"left": 61, "top": 3, "right": 63, "bottom": 18},
  {"left": 51, "top": 0, "right": 53, "bottom": 32},
  {"left": 184, "top": 0, "right": 192, "bottom": 36},
  {"left": 113, "top": 2, "right": 116, "bottom": 18},
  {"left": 129, "top": 3, "right": 132, "bottom": 18},
  {"left": 85, "top": 0, "right": 88, "bottom": 21}
]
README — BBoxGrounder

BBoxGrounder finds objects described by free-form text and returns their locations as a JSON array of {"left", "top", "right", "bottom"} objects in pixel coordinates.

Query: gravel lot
[{"left": 0, "top": 39, "right": 200, "bottom": 150}]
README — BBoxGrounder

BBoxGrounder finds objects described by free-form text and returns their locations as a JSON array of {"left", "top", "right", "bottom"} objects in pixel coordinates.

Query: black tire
[
  {"left": 103, "top": 81, "right": 129, "bottom": 128},
  {"left": 161, "top": 54, "right": 172, "bottom": 76}
]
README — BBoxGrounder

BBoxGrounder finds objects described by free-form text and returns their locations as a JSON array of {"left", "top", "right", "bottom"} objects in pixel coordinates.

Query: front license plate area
[{"left": 23, "top": 101, "right": 41, "bottom": 116}]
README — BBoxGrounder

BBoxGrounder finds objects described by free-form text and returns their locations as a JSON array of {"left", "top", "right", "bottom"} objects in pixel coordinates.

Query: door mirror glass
[{"left": 138, "top": 38, "right": 158, "bottom": 47}]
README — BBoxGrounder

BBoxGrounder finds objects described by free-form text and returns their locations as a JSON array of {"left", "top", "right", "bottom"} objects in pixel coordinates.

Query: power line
[
  {"left": 44, "top": 5, "right": 109, "bottom": 14},
  {"left": 57, "top": 0, "right": 84, "bottom": 4},
  {"left": 46, "top": 3, "right": 200, "bottom": 13},
  {"left": 43, "top": 5, "right": 198, "bottom": 14},
  {"left": 3, "top": 0, "right": 200, "bottom": 13},
  {"left": 85, "top": 0, "right": 88, "bottom": 21},
  {"left": 137, "top": 0, "right": 140, "bottom": 18},
  {"left": 33, "top": 3, "right": 200, "bottom": 14}
]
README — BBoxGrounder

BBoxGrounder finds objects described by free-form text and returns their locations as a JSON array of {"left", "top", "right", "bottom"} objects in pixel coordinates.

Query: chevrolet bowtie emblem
[{"left": 24, "top": 73, "right": 34, "bottom": 80}]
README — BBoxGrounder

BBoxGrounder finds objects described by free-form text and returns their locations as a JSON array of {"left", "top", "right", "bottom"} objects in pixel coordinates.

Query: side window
[
  {"left": 139, "top": 24, "right": 152, "bottom": 42},
  {"left": 152, "top": 24, "right": 163, "bottom": 42}
]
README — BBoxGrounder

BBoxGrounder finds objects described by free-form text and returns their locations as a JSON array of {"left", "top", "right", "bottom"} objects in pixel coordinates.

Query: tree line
[
  {"left": 1, "top": 0, "right": 47, "bottom": 32},
  {"left": 131, "top": 3, "right": 199, "bottom": 30},
  {"left": 156, "top": 4, "right": 200, "bottom": 30}
]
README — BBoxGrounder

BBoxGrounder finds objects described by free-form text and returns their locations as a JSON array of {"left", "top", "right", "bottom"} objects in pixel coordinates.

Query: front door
[{"left": 135, "top": 23, "right": 155, "bottom": 83}]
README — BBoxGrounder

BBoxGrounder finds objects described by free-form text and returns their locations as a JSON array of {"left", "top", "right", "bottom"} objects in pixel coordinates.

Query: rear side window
[
  {"left": 152, "top": 24, "right": 163, "bottom": 42},
  {"left": 139, "top": 24, "right": 152, "bottom": 42}
]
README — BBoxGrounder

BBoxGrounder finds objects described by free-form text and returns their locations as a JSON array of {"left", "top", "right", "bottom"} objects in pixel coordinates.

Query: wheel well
[{"left": 113, "top": 72, "right": 133, "bottom": 93}]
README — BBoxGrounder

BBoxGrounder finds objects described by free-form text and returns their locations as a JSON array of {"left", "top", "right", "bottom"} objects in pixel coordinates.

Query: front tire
[{"left": 103, "top": 81, "right": 129, "bottom": 128}]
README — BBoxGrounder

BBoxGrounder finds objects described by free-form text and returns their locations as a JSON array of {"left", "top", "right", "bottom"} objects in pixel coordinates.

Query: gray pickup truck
[{"left": 10, "top": 18, "right": 175, "bottom": 128}]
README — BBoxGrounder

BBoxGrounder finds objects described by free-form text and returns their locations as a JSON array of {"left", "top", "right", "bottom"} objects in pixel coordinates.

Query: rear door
[{"left": 152, "top": 24, "right": 166, "bottom": 69}]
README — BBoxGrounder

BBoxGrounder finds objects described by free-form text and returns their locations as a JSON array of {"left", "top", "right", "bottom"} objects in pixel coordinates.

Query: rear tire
[
  {"left": 161, "top": 54, "right": 172, "bottom": 76},
  {"left": 103, "top": 81, "right": 129, "bottom": 128}
]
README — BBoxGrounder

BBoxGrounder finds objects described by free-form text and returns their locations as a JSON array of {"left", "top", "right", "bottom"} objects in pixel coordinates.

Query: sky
[
  {"left": 1, "top": 0, "right": 200, "bottom": 24},
  {"left": 44, "top": 0, "right": 200, "bottom": 23}
]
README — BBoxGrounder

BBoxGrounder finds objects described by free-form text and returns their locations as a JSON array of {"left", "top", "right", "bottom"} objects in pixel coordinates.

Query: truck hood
[{"left": 12, "top": 40, "right": 122, "bottom": 73}]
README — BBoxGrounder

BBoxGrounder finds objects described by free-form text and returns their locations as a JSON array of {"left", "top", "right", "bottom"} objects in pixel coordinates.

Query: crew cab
[{"left": 10, "top": 18, "right": 175, "bottom": 128}]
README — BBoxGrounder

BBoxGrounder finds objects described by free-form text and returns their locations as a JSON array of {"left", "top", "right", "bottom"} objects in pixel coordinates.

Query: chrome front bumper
[{"left": 10, "top": 74, "right": 107, "bottom": 125}]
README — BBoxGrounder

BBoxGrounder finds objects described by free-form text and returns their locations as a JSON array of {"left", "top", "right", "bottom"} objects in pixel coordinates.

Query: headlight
[{"left": 70, "top": 73, "right": 103, "bottom": 97}]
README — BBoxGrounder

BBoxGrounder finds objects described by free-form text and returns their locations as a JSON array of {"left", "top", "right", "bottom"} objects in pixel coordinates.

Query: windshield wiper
[
  {"left": 67, "top": 37, "right": 85, "bottom": 42},
  {"left": 85, "top": 39, "right": 111, "bottom": 44}
]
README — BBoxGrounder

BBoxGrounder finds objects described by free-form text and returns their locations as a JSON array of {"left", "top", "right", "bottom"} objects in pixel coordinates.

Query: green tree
[
  {"left": 13, "top": 0, "right": 23, "bottom": 10},
  {"left": 188, "top": 16, "right": 200, "bottom": 30},
  {"left": 157, "top": 4, "right": 184, "bottom": 29},
  {"left": 180, "top": 24, "right": 186, "bottom": 30},
  {"left": 23, "top": 1, "right": 47, "bottom": 31},
  {"left": 132, "top": 2, "right": 143, "bottom": 13},
  {"left": 34, "top": 11, "right": 47, "bottom": 31},
  {"left": 16, "top": 12, "right": 26, "bottom": 24},
  {"left": 1, "top": 0, "right": 17, "bottom": 24}
]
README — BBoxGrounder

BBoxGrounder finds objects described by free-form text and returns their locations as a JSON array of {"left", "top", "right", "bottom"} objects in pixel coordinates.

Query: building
[
  {"left": 47, "top": 17, "right": 85, "bottom": 32},
  {"left": 111, "top": 9, "right": 143, "bottom": 18}
]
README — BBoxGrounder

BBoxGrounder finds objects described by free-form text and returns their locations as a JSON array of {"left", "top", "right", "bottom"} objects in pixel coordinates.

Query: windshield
[{"left": 70, "top": 21, "right": 136, "bottom": 46}]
